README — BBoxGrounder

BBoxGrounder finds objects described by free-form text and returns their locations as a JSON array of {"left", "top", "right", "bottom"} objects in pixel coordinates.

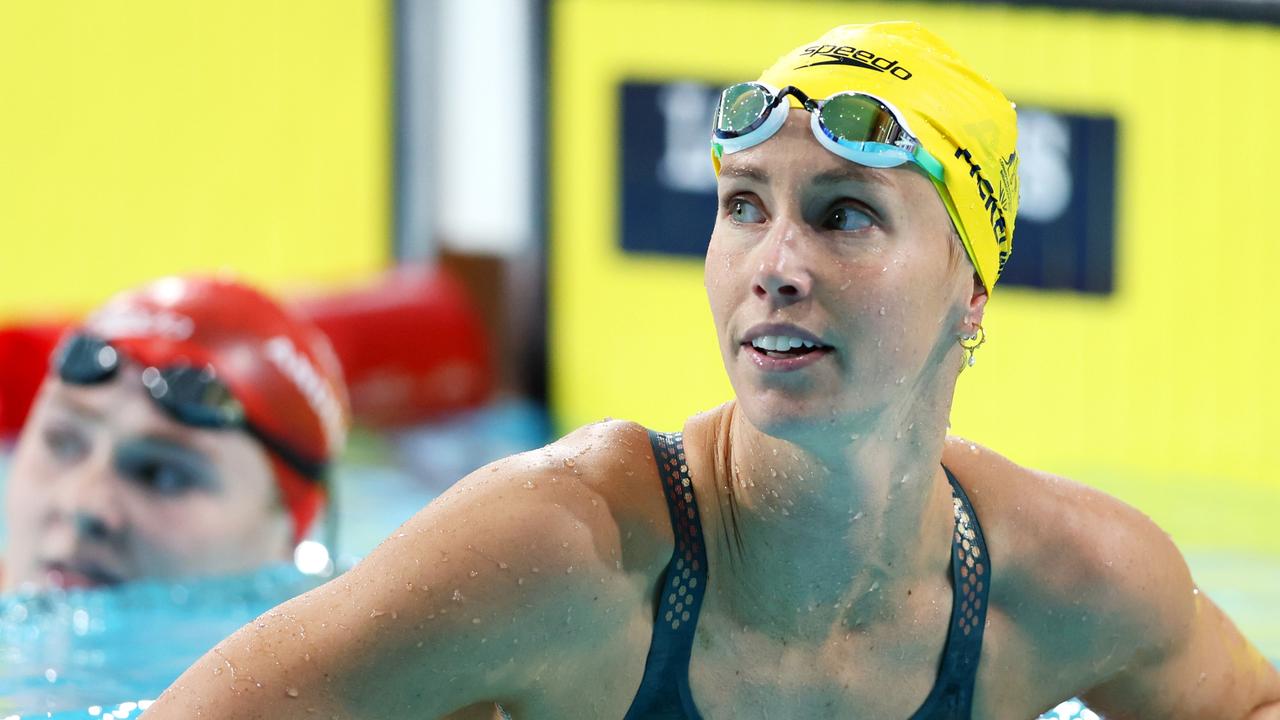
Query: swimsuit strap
[
  {"left": 909, "top": 466, "right": 993, "bottom": 719},
  {"left": 623, "top": 431, "right": 709, "bottom": 720}
]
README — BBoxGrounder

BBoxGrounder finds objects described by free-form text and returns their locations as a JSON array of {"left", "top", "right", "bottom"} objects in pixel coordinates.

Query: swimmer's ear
[{"left": 965, "top": 272, "right": 988, "bottom": 328}]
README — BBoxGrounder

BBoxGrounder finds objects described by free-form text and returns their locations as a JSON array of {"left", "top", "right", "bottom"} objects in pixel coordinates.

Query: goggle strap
[
  {"left": 244, "top": 419, "right": 329, "bottom": 483},
  {"left": 929, "top": 173, "right": 991, "bottom": 292}
]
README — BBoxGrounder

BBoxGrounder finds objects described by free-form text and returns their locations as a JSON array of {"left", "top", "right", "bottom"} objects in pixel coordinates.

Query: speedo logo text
[{"left": 795, "top": 45, "right": 913, "bottom": 80}]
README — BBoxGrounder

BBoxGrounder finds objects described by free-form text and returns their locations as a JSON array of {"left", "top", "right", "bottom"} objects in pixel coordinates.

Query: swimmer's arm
[
  {"left": 1077, "top": 512, "right": 1280, "bottom": 719},
  {"left": 142, "top": 454, "right": 626, "bottom": 720}
]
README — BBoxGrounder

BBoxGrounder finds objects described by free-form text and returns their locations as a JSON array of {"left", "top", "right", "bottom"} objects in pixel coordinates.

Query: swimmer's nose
[
  {"left": 751, "top": 229, "right": 812, "bottom": 305},
  {"left": 51, "top": 460, "right": 125, "bottom": 541}
]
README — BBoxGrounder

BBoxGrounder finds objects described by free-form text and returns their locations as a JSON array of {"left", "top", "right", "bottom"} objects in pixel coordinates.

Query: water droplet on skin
[
  {"left": 769, "top": 468, "right": 777, "bottom": 478},
  {"left": 370, "top": 609, "right": 386, "bottom": 619},
  {"left": 469, "top": 570, "right": 479, "bottom": 578},
  {"left": 498, "top": 561, "right": 509, "bottom": 570},
  {"left": 852, "top": 511, "right": 864, "bottom": 521},
  {"left": 561, "top": 542, "right": 570, "bottom": 549},
  {"left": 472, "top": 617, "right": 482, "bottom": 625},
  {"left": 878, "top": 307, "right": 887, "bottom": 316},
  {"left": 565, "top": 566, "right": 575, "bottom": 574},
  {"left": 286, "top": 687, "right": 300, "bottom": 698},
  {"left": 564, "top": 458, "right": 576, "bottom": 468},
  {"left": 452, "top": 589, "right": 464, "bottom": 602},
  {"left": 517, "top": 577, "right": 525, "bottom": 585},
  {"left": 522, "top": 480, "right": 536, "bottom": 489},
  {"left": 212, "top": 667, "right": 223, "bottom": 676},
  {"left": 531, "top": 567, "right": 541, "bottom": 573},
  {"left": 896, "top": 376, "right": 906, "bottom": 385},
  {"left": 405, "top": 582, "right": 414, "bottom": 591},
  {"left": 868, "top": 581, "right": 880, "bottom": 593}
]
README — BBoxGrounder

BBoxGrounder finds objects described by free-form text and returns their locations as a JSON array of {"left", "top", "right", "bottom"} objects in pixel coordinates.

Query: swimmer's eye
[
  {"left": 43, "top": 424, "right": 90, "bottom": 464},
  {"left": 727, "top": 197, "right": 765, "bottom": 224},
  {"left": 114, "top": 442, "right": 214, "bottom": 497},
  {"left": 823, "top": 204, "right": 873, "bottom": 232},
  {"left": 120, "top": 458, "right": 203, "bottom": 496}
]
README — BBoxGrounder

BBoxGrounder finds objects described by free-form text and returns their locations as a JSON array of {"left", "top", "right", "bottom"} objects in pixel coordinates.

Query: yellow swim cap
[{"left": 744, "top": 22, "right": 1019, "bottom": 293}]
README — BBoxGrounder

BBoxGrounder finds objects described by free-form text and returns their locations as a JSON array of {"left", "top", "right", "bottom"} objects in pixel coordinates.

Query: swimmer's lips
[
  {"left": 740, "top": 324, "right": 834, "bottom": 372},
  {"left": 43, "top": 560, "right": 123, "bottom": 590}
]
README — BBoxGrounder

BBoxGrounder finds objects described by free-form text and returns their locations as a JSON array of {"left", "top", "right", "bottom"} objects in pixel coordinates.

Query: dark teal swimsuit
[{"left": 624, "top": 430, "right": 993, "bottom": 720}]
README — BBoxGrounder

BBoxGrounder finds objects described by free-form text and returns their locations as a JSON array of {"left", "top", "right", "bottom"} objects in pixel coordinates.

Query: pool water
[
  {"left": 3, "top": 554, "right": 1274, "bottom": 719},
  {"left": 0, "top": 565, "right": 324, "bottom": 719}
]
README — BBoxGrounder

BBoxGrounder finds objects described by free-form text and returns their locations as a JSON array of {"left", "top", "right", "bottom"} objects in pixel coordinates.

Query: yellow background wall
[
  {"left": 0, "top": 0, "right": 391, "bottom": 321},
  {"left": 548, "top": 0, "right": 1280, "bottom": 553}
]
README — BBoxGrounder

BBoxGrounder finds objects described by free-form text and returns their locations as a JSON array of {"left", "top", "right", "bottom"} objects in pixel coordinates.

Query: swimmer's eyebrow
[
  {"left": 719, "top": 162, "right": 894, "bottom": 188},
  {"left": 721, "top": 164, "right": 767, "bottom": 182},
  {"left": 811, "top": 166, "right": 894, "bottom": 189},
  {"left": 48, "top": 392, "right": 106, "bottom": 423},
  {"left": 121, "top": 434, "right": 214, "bottom": 465}
]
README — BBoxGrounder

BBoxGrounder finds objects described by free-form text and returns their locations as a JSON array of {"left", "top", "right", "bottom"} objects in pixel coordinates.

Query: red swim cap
[{"left": 77, "top": 276, "right": 350, "bottom": 543}]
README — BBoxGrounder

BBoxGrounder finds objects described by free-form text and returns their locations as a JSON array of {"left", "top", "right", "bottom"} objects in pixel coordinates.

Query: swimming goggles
[
  {"left": 54, "top": 332, "right": 327, "bottom": 481},
  {"left": 711, "top": 82, "right": 944, "bottom": 182}
]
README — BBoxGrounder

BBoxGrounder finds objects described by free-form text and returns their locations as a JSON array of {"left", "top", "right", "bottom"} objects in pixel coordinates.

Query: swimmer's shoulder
[
  {"left": 942, "top": 437, "right": 1197, "bottom": 683},
  {"left": 166, "top": 422, "right": 675, "bottom": 718},
  {"left": 435, "top": 417, "right": 674, "bottom": 577}
]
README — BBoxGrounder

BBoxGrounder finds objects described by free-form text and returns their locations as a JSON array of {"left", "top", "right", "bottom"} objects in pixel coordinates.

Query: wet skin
[
  {"left": 4, "top": 366, "right": 293, "bottom": 591},
  {"left": 143, "top": 113, "right": 1280, "bottom": 719}
]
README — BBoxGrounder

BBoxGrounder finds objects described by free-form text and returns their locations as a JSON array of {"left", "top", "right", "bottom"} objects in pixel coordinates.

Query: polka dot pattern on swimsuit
[{"left": 654, "top": 433, "right": 706, "bottom": 632}]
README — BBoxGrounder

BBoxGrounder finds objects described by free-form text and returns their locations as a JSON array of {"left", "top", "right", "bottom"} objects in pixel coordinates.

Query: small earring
[{"left": 958, "top": 323, "right": 986, "bottom": 368}]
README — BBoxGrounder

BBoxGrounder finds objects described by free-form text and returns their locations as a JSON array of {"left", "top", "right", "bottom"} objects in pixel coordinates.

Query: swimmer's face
[
  {"left": 705, "top": 110, "right": 986, "bottom": 441},
  {"left": 3, "top": 367, "right": 293, "bottom": 592}
]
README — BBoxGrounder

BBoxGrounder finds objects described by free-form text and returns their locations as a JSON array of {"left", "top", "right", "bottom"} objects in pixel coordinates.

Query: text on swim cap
[
  {"left": 796, "top": 45, "right": 912, "bottom": 80},
  {"left": 954, "top": 147, "right": 1016, "bottom": 272},
  {"left": 265, "top": 336, "right": 346, "bottom": 455},
  {"left": 87, "top": 308, "right": 195, "bottom": 341}
]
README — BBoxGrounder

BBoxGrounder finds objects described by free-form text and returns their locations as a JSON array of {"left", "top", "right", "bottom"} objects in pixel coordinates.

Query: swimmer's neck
[{"left": 690, "top": 400, "right": 956, "bottom": 638}]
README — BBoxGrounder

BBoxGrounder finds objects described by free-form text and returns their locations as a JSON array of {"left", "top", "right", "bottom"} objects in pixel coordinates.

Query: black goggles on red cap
[{"left": 54, "top": 332, "right": 328, "bottom": 482}]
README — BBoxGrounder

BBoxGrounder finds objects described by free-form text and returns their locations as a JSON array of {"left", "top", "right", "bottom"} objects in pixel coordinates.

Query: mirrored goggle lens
[
  {"left": 143, "top": 364, "right": 246, "bottom": 428},
  {"left": 715, "top": 83, "right": 772, "bottom": 136},
  {"left": 56, "top": 334, "right": 121, "bottom": 384},
  {"left": 818, "top": 93, "right": 904, "bottom": 145}
]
